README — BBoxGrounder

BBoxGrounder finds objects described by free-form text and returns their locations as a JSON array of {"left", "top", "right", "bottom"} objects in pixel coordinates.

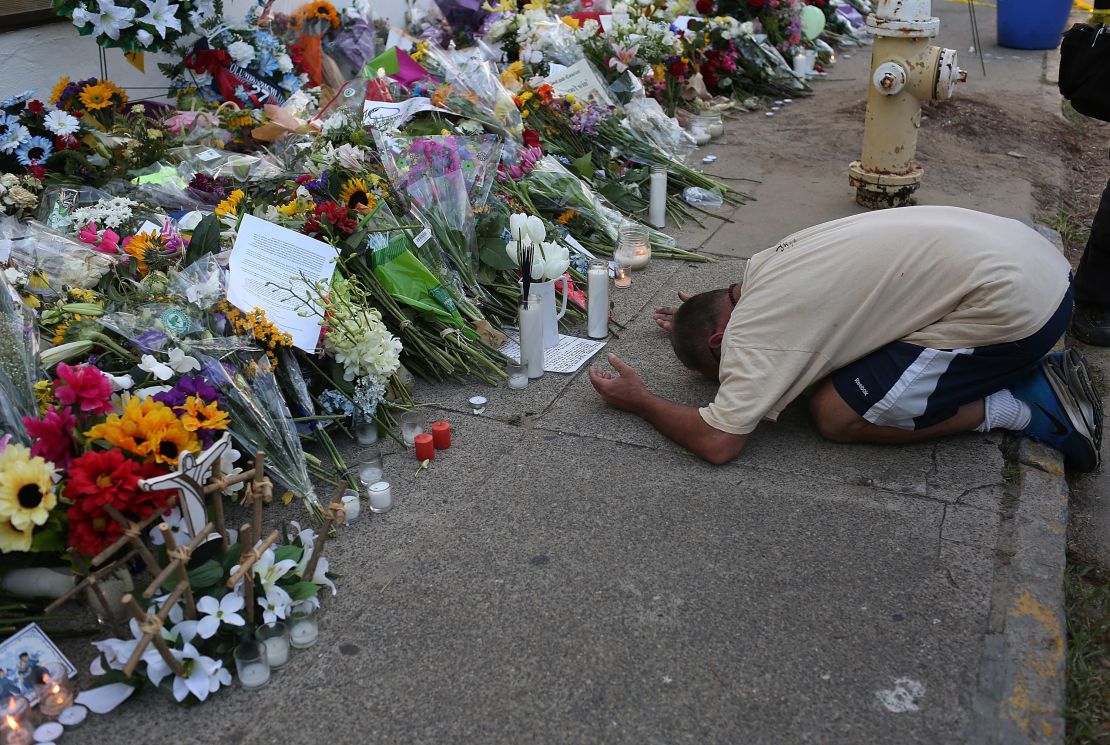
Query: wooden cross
[
  {"left": 92, "top": 505, "right": 165, "bottom": 572},
  {"left": 141, "top": 522, "right": 214, "bottom": 619},
  {"left": 199, "top": 450, "right": 268, "bottom": 551},
  {"left": 226, "top": 522, "right": 280, "bottom": 626},
  {"left": 120, "top": 589, "right": 187, "bottom": 678},
  {"left": 239, "top": 451, "right": 273, "bottom": 546},
  {"left": 304, "top": 494, "right": 347, "bottom": 581},
  {"left": 139, "top": 433, "right": 231, "bottom": 539},
  {"left": 45, "top": 549, "right": 138, "bottom": 625}
]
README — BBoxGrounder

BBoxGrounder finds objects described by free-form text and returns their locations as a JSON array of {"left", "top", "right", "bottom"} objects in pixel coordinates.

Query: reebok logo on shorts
[{"left": 855, "top": 378, "right": 869, "bottom": 398}]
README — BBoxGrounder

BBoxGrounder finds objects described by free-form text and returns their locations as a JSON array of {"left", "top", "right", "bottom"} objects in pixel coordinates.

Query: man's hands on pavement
[
  {"left": 653, "top": 291, "right": 691, "bottom": 335},
  {"left": 589, "top": 354, "right": 649, "bottom": 412}
]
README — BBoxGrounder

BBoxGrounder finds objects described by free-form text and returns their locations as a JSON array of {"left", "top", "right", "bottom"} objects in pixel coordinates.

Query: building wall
[{"left": 0, "top": 0, "right": 407, "bottom": 100}]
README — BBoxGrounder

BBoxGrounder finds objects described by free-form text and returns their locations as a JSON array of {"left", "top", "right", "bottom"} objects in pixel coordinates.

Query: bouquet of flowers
[
  {"left": 53, "top": 0, "right": 222, "bottom": 54},
  {"left": 89, "top": 519, "right": 334, "bottom": 703}
]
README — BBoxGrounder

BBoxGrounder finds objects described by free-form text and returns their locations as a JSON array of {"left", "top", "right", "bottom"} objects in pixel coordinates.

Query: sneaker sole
[{"left": 1043, "top": 349, "right": 1103, "bottom": 470}]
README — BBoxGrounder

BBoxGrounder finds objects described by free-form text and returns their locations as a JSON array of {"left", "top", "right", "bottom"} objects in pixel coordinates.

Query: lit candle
[
  {"left": 431, "top": 421, "right": 451, "bottom": 449},
  {"left": 613, "top": 264, "right": 632, "bottom": 288},
  {"left": 36, "top": 666, "right": 73, "bottom": 718},
  {"left": 289, "top": 609, "right": 319, "bottom": 649},
  {"left": 340, "top": 491, "right": 361, "bottom": 524},
  {"left": 257, "top": 622, "right": 290, "bottom": 670},
  {"left": 414, "top": 433, "right": 435, "bottom": 462},
  {"left": 586, "top": 261, "right": 609, "bottom": 339},
  {"left": 2, "top": 698, "right": 29, "bottom": 745},
  {"left": 793, "top": 52, "right": 808, "bottom": 79},
  {"left": 368, "top": 481, "right": 393, "bottom": 513},
  {"left": 648, "top": 165, "right": 667, "bottom": 230}
]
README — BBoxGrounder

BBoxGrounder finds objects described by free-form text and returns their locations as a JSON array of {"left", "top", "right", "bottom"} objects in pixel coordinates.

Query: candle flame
[
  {"left": 50, "top": 684, "right": 60, "bottom": 696},
  {"left": 4, "top": 715, "right": 17, "bottom": 731}
]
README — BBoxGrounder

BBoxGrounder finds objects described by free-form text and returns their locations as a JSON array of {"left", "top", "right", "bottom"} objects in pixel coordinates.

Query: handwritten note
[{"left": 226, "top": 215, "right": 339, "bottom": 352}]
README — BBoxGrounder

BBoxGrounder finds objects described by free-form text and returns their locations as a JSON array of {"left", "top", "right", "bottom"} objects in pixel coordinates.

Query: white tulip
[
  {"left": 525, "top": 215, "right": 546, "bottom": 244},
  {"left": 542, "top": 242, "right": 570, "bottom": 279},
  {"left": 508, "top": 212, "right": 529, "bottom": 242}
]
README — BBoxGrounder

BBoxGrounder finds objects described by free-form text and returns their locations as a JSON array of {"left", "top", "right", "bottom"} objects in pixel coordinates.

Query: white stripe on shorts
[{"left": 863, "top": 348, "right": 975, "bottom": 430}]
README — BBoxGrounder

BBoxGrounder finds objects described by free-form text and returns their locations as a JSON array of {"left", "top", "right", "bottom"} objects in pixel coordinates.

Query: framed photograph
[{"left": 0, "top": 623, "right": 77, "bottom": 706}]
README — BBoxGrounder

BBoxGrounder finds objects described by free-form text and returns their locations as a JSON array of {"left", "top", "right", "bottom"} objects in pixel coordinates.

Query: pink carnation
[
  {"left": 53, "top": 363, "right": 114, "bottom": 415},
  {"left": 23, "top": 406, "right": 76, "bottom": 468}
]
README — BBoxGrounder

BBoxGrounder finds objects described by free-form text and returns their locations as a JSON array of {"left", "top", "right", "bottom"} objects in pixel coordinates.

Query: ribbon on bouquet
[{"left": 184, "top": 48, "right": 285, "bottom": 108}]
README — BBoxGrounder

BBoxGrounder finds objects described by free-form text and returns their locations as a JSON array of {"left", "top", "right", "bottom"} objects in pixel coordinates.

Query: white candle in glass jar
[
  {"left": 341, "top": 493, "right": 361, "bottom": 524},
  {"left": 289, "top": 616, "right": 319, "bottom": 648},
  {"left": 586, "top": 261, "right": 609, "bottom": 339},
  {"left": 262, "top": 636, "right": 289, "bottom": 668},
  {"left": 648, "top": 166, "right": 667, "bottom": 230},
  {"left": 368, "top": 481, "right": 393, "bottom": 513},
  {"left": 238, "top": 662, "right": 270, "bottom": 689}
]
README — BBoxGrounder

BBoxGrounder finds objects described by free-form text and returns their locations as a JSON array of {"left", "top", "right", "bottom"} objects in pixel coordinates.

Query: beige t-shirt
[{"left": 699, "top": 206, "right": 1071, "bottom": 435}]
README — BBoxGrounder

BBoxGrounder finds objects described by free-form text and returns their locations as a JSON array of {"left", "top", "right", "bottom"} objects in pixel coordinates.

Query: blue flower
[
  {"left": 15, "top": 135, "right": 52, "bottom": 165},
  {"left": 280, "top": 73, "right": 300, "bottom": 93},
  {"left": 257, "top": 51, "right": 279, "bottom": 77},
  {"left": 0, "top": 89, "right": 35, "bottom": 110},
  {"left": 234, "top": 85, "right": 253, "bottom": 105}
]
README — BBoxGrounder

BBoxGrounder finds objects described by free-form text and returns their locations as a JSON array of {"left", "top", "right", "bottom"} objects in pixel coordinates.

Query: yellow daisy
[
  {"left": 0, "top": 517, "right": 34, "bottom": 553},
  {"left": 78, "top": 82, "right": 114, "bottom": 111},
  {"left": 215, "top": 189, "right": 245, "bottom": 218},
  {"left": 0, "top": 445, "right": 57, "bottom": 532}
]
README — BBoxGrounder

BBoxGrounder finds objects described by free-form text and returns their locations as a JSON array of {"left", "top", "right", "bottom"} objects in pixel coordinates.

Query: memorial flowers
[{"left": 55, "top": 0, "right": 221, "bottom": 54}]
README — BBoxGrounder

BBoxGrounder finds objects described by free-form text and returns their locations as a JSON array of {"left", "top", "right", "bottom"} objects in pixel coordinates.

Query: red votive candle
[
  {"left": 431, "top": 421, "right": 451, "bottom": 449},
  {"left": 414, "top": 433, "right": 435, "bottom": 461}
]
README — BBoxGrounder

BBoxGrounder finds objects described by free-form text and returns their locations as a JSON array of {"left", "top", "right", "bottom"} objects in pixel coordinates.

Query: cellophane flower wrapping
[
  {"left": 0, "top": 216, "right": 116, "bottom": 298},
  {"left": 0, "top": 273, "right": 40, "bottom": 443},
  {"left": 417, "top": 45, "right": 524, "bottom": 140}
]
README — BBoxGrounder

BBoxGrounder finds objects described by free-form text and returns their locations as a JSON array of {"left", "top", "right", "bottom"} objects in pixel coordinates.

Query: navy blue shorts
[{"left": 831, "top": 288, "right": 1072, "bottom": 431}]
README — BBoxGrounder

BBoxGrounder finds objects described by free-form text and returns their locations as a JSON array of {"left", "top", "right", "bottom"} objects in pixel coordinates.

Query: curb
[{"left": 970, "top": 440, "right": 1068, "bottom": 744}]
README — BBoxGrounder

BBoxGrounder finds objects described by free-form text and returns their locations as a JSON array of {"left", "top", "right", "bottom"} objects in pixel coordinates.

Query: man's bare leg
[{"left": 808, "top": 378, "right": 986, "bottom": 444}]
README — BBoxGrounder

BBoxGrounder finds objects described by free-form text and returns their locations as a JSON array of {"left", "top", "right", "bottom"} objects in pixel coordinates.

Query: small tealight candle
[
  {"left": 3, "top": 697, "right": 29, "bottom": 745},
  {"left": 506, "top": 362, "right": 528, "bottom": 390},
  {"left": 32, "top": 723, "right": 62, "bottom": 743},
  {"left": 340, "top": 490, "right": 361, "bottom": 524},
  {"left": 431, "top": 421, "right": 451, "bottom": 449},
  {"left": 36, "top": 665, "right": 73, "bottom": 718},
  {"left": 414, "top": 433, "right": 435, "bottom": 462},
  {"left": 257, "top": 622, "right": 290, "bottom": 670},
  {"left": 468, "top": 395, "right": 487, "bottom": 414},
  {"left": 368, "top": 481, "right": 393, "bottom": 513},
  {"left": 57, "top": 706, "right": 87, "bottom": 728},
  {"left": 613, "top": 265, "right": 632, "bottom": 289},
  {"left": 289, "top": 608, "right": 319, "bottom": 649}
]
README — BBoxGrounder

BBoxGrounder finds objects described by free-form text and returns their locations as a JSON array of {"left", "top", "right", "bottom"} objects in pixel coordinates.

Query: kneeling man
[{"left": 589, "top": 206, "right": 1102, "bottom": 470}]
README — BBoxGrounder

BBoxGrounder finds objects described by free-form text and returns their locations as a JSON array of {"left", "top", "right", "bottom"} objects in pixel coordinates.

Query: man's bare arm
[{"left": 588, "top": 354, "right": 748, "bottom": 464}]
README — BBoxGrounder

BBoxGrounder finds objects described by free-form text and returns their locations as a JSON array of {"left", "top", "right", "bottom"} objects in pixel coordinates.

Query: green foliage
[{"left": 1066, "top": 564, "right": 1110, "bottom": 743}]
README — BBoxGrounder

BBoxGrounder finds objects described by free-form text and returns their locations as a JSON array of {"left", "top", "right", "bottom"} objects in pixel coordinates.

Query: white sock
[{"left": 974, "top": 389, "right": 1031, "bottom": 432}]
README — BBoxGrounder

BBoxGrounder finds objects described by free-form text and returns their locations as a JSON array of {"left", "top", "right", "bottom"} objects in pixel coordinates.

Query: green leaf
[
  {"left": 186, "top": 559, "right": 223, "bottom": 591},
  {"left": 185, "top": 214, "right": 222, "bottom": 265},
  {"left": 274, "top": 545, "right": 303, "bottom": 564},
  {"left": 572, "top": 153, "right": 595, "bottom": 181},
  {"left": 284, "top": 581, "right": 320, "bottom": 602}
]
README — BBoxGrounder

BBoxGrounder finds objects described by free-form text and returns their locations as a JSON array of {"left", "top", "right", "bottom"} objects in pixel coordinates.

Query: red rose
[
  {"left": 695, "top": 0, "right": 715, "bottom": 14},
  {"left": 522, "top": 129, "right": 541, "bottom": 149},
  {"left": 27, "top": 165, "right": 46, "bottom": 180},
  {"left": 27, "top": 100, "right": 45, "bottom": 114}
]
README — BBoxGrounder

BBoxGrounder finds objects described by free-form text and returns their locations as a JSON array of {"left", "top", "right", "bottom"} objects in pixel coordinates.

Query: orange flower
[
  {"left": 175, "top": 396, "right": 230, "bottom": 432},
  {"left": 85, "top": 396, "right": 179, "bottom": 460},
  {"left": 122, "top": 231, "right": 166, "bottom": 276}
]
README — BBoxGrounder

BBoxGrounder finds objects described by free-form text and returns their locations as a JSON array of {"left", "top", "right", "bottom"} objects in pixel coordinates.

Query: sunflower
[
  {"left": 0, "top": 516, "right": 34, "bottom": 553},
  {"left": 276, "top": 200, "right": 304, "bottom": 218},
  {"left": 78, "top": 82, "right": 114, "bottom": 111},
  {"left": 50, "top": 77, "right": 70, "bottom": 106},
  {"left": 145, "top": 419, "right": 200, "bottom": 466},
  {"left": 51, "top": 321, "right": 70, "bottom": 346},
  {"left": 103, "top": 80, "right": 128, "bottom": 106},
  {"left": 0, "top": 445, "right": 57, "bottom": 533},
  {"left": 337, "top": 177, "right": 371, "bottom": 210},
  {"left": 215, "top": 189, "right": 245, "bottom": 218},
  {"left": 301, "top": 0, "right": 340, "bottom": 27},
  {"left": 122, "top": 231, "right": 163, "bottom": 276}
]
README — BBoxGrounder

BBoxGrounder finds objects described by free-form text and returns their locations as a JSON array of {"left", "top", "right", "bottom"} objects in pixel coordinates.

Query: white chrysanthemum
[{"left": 43, "top": 110, "right": 80, "bottom": 137}]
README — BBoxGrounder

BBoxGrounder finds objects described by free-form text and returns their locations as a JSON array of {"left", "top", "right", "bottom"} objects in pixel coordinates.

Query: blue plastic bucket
[{"left": 997, "top": 0, "right": 1073, "bottom": 49}]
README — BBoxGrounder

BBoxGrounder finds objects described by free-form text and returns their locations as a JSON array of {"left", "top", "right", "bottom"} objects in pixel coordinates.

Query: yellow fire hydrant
[{"left": 848, "top": 0, "right": 966, "bottom": 209}]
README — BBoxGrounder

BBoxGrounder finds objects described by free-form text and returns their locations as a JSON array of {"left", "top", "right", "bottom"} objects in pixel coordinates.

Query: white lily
[
  {"left": 138, "top": 353, "right": 173, "bottom": 381},
  {"left": 71, "top": 4, "right": 93, "bottom": 28},
  {"left": 136, "top": 28, "right": 153, "bottom": 46},
  {"left": 90, "top": 637, "right": 139, "bottom": 675},
  {"left": 196, "top": 594, "right": 245, "bottom": 639},
  {"left": 250, "top": 547, "right": 298, "bottom": 592},
  {"left": 106, "top": 372, "right": 134, "bottom": 391},
  {"left": 259, "top": 584, "right": 292, "bottom": 624},
  {"left": 167, "top": 347, "right": 200, "bottom": 373},
  {"left": 89, "top": 0, "right": 136, "bottom": 40},
  {"left": 139, "top": 0, "right": 181, "bottom": 38},
  {"left": 144, "top": 642, "right": 230, "bottom": 702}
]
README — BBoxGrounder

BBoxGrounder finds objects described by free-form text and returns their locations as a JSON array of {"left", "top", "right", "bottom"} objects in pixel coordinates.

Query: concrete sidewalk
[{"left": 60, "top": 4, "right": 1074, "bottom": 744}]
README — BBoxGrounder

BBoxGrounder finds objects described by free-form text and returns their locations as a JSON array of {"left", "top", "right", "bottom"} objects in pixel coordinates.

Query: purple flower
[{"left": 153, "top": 374, "right": 224, "bottom": 408}]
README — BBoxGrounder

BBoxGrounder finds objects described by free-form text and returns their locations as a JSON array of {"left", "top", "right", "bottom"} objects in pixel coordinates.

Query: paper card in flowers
[{"left": 53, "top": 0, "right": 223, "bottom": 55}]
